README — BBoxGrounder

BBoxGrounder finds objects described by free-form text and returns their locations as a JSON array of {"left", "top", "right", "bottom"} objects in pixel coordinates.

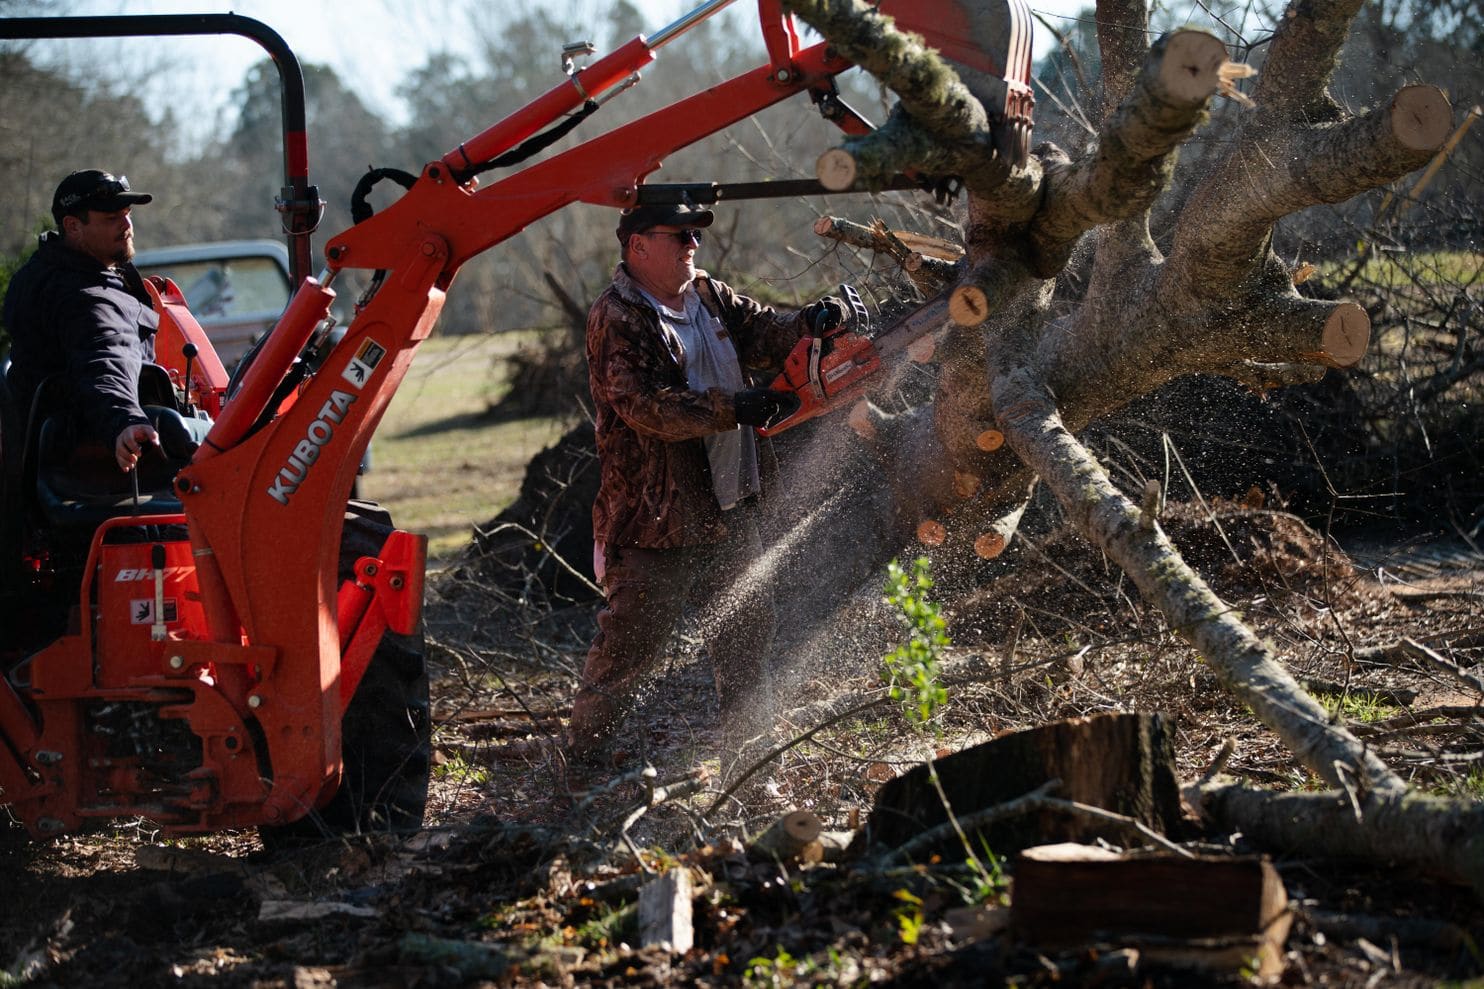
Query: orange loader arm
[
  {"left": 0, "top": 0, "right": 1031, "bottom": 835},
  {"left": 180, "top": 0, "right": 1033, "bottom": 828}
]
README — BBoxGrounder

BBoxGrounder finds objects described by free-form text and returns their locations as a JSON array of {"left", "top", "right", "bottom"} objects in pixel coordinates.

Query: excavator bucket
[{"left": 877, "top": 0, "right": 1036, "bottom": 166}]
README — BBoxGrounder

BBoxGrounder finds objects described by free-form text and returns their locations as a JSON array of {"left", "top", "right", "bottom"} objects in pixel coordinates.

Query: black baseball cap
[
  {"left": 51, "top": 170, "right": 153, "bottom": 225},
  {"left": 615, "top": 203, "right": 714, "bottom": 244}
]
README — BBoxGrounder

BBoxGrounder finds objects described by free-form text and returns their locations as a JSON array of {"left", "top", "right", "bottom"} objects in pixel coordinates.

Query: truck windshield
[{"left": 137, "top": 256, "right": 291, "bottom": 319}]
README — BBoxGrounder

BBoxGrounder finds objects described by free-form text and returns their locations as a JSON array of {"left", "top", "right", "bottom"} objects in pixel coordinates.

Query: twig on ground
[
  {"left": 871, "top": 780, "right": 1061, "bottom": 866},
  {"left": 705, "top": 696, "right": 896, "bottom": 818},
  {"left": 1400, "top": 638, "right": 1484, "bottom": 696}
]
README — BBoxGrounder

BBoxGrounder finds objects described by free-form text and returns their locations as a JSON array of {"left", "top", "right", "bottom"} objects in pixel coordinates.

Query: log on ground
[{"left": 1010, "top": 842, "right": 1292, "bottom": 979}]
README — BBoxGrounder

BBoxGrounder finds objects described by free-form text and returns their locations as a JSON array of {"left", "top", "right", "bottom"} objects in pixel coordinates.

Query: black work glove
[
  {"left": 734, "top": 387, "right": 802, "bottom": 429},
  {"left": 804, "top": 296, "right": 848, "bottom": 336}
]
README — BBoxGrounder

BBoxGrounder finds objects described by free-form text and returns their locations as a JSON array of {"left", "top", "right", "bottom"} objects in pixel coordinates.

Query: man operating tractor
[
  {"left": 570, "top": 201, "right": 845, "bottom": 767},
  {"left": 4, "top": 169, "right": 163, "bottom": 474}
]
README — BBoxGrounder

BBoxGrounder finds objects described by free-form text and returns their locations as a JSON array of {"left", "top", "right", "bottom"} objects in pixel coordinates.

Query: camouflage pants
[{"left": 569, "top": 509, "right": 776, "bottom": 758}]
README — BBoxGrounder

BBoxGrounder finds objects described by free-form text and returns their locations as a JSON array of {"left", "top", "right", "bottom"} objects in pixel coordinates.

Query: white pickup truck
[{"left": 132, "top": 238, "right": 295, "bottom": 367}]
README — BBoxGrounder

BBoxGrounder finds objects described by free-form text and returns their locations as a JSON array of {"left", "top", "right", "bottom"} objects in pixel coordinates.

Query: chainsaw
[{"left": 758, "top": 284, "right": 951, "bottom": 437}]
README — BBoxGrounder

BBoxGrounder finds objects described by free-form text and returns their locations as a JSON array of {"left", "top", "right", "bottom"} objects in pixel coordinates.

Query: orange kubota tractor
[{"left": 0, "top": 0, "right": 1032, "bottom": 842}]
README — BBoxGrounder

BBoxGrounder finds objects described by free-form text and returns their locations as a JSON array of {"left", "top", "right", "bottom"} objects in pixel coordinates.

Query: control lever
[{"left": 180, "top": 343, "right": 198, "bottom": 415}]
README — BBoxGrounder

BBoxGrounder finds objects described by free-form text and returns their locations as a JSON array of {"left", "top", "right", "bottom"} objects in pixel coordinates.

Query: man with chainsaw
[
  {"left": 4, "top": 169, "right": 161, "bottom": 474},
  {"left": 570, "top": 202, "right": 844, "bottom": 765}
]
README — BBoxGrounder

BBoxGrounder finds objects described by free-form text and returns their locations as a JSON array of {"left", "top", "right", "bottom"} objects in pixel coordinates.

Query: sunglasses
[
  {"left": 57, "top": 175, "right": 133, "bottom": 210},
  {"left": 646, "top": 228, "right": 704, "bottom": 246}
]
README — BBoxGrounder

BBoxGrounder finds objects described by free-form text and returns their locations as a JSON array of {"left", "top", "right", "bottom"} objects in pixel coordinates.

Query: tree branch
[
  {"left": 813, "top": 215, "right": 962, "bottom": 293},
  {"left": 987, "top": 361, "right": 1406, "bottom": 797},
  {"left": 820, "top": 106, "right": 990, "bottom": 192},
  {"left": 1172, "top": 86, "right": 1453, "bottom": 293},
  {"left": 1030, "top": 30, "right": 1232, "bottom": 274},
  {"left": 1251, "top": 0, "right": 1367, "bottom": 120},
  {"left": 1243, "top": 293, "right": 1371, "bottom": 368},
  {"left": 783, "top": 0, "right": 1000, "bottom": 191},
  {"left": 784, "top": 0, "right": 990, "bottom": 142}
]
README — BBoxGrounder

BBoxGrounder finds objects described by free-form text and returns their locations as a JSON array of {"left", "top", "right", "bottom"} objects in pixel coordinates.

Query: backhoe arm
[{"left": 171, "top": 0, "right": 1030, "bottom": 828}]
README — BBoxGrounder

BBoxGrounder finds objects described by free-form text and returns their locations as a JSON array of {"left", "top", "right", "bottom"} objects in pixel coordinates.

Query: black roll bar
[{"left": 0, "top": 14, "right": 317, "bottom": 286}]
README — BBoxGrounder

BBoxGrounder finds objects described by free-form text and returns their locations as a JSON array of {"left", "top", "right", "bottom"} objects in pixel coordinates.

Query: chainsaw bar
[
  {"left": 634, "top": 174, "right": 947, "bottom": 206},
  {"left": 869, "top": 292, "right": 951, "bottom": 358}
]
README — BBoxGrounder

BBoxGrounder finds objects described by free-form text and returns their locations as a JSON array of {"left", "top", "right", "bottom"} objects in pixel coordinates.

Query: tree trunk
[
  {"left": 779, "top": 0, "right": 1450, "bottom": 797},
  {"left": 855, "top": 712, "right": 1184, "bottom": 857}
]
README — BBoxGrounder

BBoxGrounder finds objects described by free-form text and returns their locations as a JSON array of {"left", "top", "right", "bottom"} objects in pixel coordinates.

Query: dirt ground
[{"left": 2, "top": 505, "right": 1482, "bottom": 987}]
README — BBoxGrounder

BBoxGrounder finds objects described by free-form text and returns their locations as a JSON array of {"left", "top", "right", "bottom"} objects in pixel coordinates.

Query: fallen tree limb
[
  {"left": 1393, "top": 638, "right": 1484, "bottom": 697},
  {"left": 1186, "top": 779, "right": 1484, "bottom": 896},
  {"left": 989, "top": 363, "right": 1405, "bottom": 796}
]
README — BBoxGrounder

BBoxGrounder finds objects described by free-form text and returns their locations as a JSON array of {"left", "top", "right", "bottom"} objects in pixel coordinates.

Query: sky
[{"left": 13, "top": 0, "right": 1094, "bottom": 136}]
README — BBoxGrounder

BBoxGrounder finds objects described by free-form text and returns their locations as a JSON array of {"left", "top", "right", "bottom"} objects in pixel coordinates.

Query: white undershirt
[{"left": 639, "top": 284, "right": 760, "bottom": 510}]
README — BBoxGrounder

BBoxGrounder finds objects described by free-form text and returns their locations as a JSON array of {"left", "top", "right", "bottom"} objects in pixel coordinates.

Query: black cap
[
  {"left": 615, "top": 203, "right": 714, "bottom": 245},
  {"left": 51, "top": 170, "right": 153, "bottom": 225}
]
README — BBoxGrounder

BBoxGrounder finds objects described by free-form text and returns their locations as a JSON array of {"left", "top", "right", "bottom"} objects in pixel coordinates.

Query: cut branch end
[
  {"left": 916, "top": 519, "right": 947, "bottom": 546},
  {"left": 1312, "top": 302, "right": 1370, "bottom": 368},
  {"left": 816, "top": 148, "right": 858, "bottom": 192},
  {"left": 1157, "top": 30, "right": 1232, "bottom": 105},
  {"left": 1390, "top": 85, "right": 1453, "bottom": 152}
]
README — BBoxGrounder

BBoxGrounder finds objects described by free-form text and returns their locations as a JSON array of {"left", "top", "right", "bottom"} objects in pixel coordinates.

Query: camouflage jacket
[{"left": 587, "top": 264, "right": 812, "bottom": 549}]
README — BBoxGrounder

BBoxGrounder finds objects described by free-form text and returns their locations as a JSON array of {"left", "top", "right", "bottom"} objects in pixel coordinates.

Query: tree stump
[
  {"left": 853, "top": 712, "right": 1184, "bottom": 858},
  {"left": 748, "top": 810, "right": 824, "bottom": 863}
]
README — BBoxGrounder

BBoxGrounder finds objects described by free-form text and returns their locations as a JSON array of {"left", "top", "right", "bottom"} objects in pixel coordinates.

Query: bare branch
[
  {"left": 1173, "top": 86, "right": 1453, "bottom": 292},
  {"left": 1251, "top": 0, "right": 1366, "bottom": 119},
  {"left": 1030, "top": 30, "right": 1232, "bottom": 273}
]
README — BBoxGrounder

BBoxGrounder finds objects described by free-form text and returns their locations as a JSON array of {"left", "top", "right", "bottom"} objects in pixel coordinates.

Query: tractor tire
[{"left": 260, "top": 507, "right": 431, "bottom": 847}]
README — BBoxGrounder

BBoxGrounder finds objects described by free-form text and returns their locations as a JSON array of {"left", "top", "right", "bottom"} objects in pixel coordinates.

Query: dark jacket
[
  {"left": 587, "top": 265, "right": 816, "bottom": 549},
  {"left": 3, "top": 231, "right": 157, "bottom": 446}
]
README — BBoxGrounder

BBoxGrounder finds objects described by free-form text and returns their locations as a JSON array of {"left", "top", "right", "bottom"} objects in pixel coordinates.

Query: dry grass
[{"left": 358, "top": 330, "right": 575, "bottom": 561}]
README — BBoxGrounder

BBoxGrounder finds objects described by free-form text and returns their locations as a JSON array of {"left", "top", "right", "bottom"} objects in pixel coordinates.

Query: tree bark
[{"left": 1189, "top": 781, "right": 1484, "bottom": 897}]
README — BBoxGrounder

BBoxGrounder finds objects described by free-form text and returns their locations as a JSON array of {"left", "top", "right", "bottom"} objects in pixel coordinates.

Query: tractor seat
[{"left": 34, "top": 406, "right": 204, "bottom": 529}]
